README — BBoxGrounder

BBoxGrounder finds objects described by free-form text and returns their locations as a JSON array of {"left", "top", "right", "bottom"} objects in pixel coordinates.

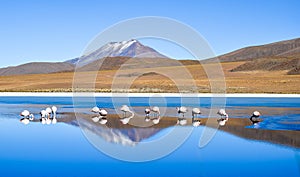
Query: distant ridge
[
  {"left": 217, "top": 38, "right": 300, "bottom": 62},
  {"left": 0, "top": 62, "right": 74, "bottom": 76},
  {"left": 211, "top": 37, "right": 300, "bottom": 75}
]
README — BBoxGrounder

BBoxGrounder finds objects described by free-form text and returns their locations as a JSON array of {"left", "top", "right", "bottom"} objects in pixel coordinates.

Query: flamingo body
[
  {"left": 176, "top": 107, "right": 188, "bottom": 118},
  {"left": 192, "top": 108, "right": 201, "bottom": 118}
]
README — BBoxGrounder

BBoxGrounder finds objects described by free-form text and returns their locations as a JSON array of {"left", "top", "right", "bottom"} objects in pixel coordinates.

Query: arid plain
[{"left": 1, "top": 61, "right": 299, "bottom": 93}]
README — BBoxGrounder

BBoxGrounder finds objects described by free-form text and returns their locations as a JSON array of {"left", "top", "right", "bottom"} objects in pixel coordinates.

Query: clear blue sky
[{"left": 0, "top": 0, "right": 299, "bottom": 67}]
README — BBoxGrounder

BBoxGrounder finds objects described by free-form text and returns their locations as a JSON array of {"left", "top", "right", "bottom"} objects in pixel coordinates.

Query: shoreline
[{"left": 0, "top": 92, "right": 300, "bottom": 97}]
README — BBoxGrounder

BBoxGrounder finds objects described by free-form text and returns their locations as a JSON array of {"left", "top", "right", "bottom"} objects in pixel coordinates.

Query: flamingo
[
  {"left": 192, "top": 108, "right": 201, "bottom": 118},
  {"left": 120, "top": 106, "right": 134, "bottom": 125},
  {"left": 192, "top": 108, "right": 201, "bottom": 127},
  {"left": 51, "top": 113, "right": 57, "bottom": 124},
  {"left": 20, "top": 110, "right": 34, "bottom": 120},
  {"left": 91, "top": 106, "right": 107, "bottom": 116},
  {"left": 217, "top": 109, "right": 228, "bottom": 120},
  {"left": 217, "top": 109, "right": 228, "bottom": 126},
  {"left": 176, "top": 106, "right": 188, "bottom": 118},
  {"left": 20, "top": 110, "right": 34, "bottom": 124},
  {"left": 120, "top": 105, "right": 133, "bottom": 117},
  {"left": 20, "top": 110, "right": 30, "bottom": 118},
  {"left": 44, "top": 108, "right": 53, "bottom": 124},
  {"left": 250, "top": 111, "right": 262, "bottom": 125},
  {"left": 45, "top": 107, "right": 52, "bottom": 118},
  {"left": 151, "top": 106, "right": 160, "bottom": 117},
  {"left": 52, "top": 106, "right": 57, "bottom": 117},
  {"left": 99, "top": 109, "right": 108, "bottom": 117},
  {"left": 91, "top": 106, "right": 100, "bottom": 113},
  {"left": 40, "top": 110, "right": 48, "bottom": 125}
]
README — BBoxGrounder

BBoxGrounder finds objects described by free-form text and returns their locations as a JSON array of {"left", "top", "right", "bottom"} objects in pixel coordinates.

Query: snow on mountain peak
[{"left": 74, "top": 39, "right": 168, "bottom": 65}]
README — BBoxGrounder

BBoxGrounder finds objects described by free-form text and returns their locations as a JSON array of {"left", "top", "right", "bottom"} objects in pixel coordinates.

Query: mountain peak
[{"left": 69, "top": 39, "right": 168, "bottom": 65}]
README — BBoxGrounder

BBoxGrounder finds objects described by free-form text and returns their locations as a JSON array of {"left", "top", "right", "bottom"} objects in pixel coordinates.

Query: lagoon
[{"left": 0, "top": 96, "right": 299, "bottom": 177}]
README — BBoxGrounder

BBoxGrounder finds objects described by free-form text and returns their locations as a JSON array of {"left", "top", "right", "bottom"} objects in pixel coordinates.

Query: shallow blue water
[{"left": 0, "top": 97, "right": 300, "bottom": 177}]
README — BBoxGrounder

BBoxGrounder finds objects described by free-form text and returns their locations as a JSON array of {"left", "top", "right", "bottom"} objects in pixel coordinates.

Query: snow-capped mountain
[{"left": 67, "top": 39, "right": 168, "bottom": 65}]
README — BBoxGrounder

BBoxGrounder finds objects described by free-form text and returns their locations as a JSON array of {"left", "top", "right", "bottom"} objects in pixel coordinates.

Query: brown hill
[
  {"left": 0, "top": 62, "right": 74, "bottom": 76},
  {"left": 216, "top": 38, "right": 300, "bottom": 74},
  {"left": 230, "top": 57, "right": 300, "bottom": 72},
  {"left": 218, "top": 38, "right": 300, "bottom": 62}
]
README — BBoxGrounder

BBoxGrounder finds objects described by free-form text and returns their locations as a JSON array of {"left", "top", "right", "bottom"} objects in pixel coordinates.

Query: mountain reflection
[{"left": 22, "top": 112, "right": 300, "bottom": 148}]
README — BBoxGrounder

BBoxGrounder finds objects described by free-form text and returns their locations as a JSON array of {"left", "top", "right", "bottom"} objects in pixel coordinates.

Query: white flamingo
[
  {"left": 52, "top": 106, "right": 57, "bottom": 117},
  {"left": 91, "top": 106, "right": 107, "bottom": 116},
  {"left": 91, "top": 106, "right": 100, "bottom": 113},
  {"left": 20, "top": 110, "right": 30, "bottom": 118},
  {"left": 40, "top": 110, "right": 48, "bottom": 125},
  {"left": 217, "top": 109, "right": 228, "bottom": 126},
  {"left": 20, "top": 110, "right": 34, "bottom": 120},
  {"left": 99, "top": 109, "right": 108, "bottom": 117},
  {"left": 250, "top": 111, "right": 262, "bottom": 125},
  {"left": 192, "top": 108, "right": 201, "bottom": 127},
  {"left": 176, "top": 106, "right": 188, "bottom": 118},
  {"left": 45, "top": 107, "right": 52, "bottom": 119},
  {"left": 120, "top": 105, "right": 133, "bottom": 117},
  {"left": 20, "top": 110, "right": 34, "bottom": 124},
  {"left": 151, "top": 106, "right": 160, "bottom": 117},
  {"left": 217, "top": 109, "right": 228, "bottom": 120},
  {"left": 192, "top": 108, "right": 201, "bottom": 118},
  {"left": 120, "top": 106, "right": 134, "bottom": 125},
  {"left": 44, "top": 108, "right": 53, "bottom": 124}
]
